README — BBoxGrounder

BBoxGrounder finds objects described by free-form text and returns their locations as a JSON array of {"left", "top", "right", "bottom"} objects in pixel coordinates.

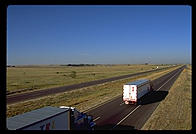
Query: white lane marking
[
  {"left": 112, "top": 105, "right": 141, "bottom": 129},
  {"left": 112, "top": 68, "right": 182, "bottom": 129},
  {"left": 93, "top": 116, "right": 101, "bottom": 122},
  {"left": 156, "top": 69, "right": 181, "bottom": 91}
]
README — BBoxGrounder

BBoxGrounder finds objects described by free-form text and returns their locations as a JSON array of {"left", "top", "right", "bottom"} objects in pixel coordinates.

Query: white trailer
[
  {"left": 7, "top": 106, "right": 95, "bottom": 130},
  {"left": 123, "top": 79, "right": 153, "bottom": 105}
]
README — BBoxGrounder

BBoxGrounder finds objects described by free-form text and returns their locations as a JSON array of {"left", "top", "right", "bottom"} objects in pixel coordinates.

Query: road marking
[
  {"left": 112, "top": 105, "right": 141, "bottom": 129},
  {"left": 93, "top": 117, "right": 101, "bottom": 122},
  {"left": 112, "top": 68, "right": 183, "bottom": 129},
  {"left": 156, "top": 69, "right": 181, "bottom": 91}
]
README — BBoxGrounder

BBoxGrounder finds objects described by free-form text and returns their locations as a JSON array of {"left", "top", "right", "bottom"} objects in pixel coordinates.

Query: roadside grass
[
  {"left": 7, "top": 65, "right": 181, "bottom": 118},
  {"left": 141, "top": 65, "right": 192, "bottom": 130},
  {"left": 7, "top": 64, "right": 171, "bottom": 94}
]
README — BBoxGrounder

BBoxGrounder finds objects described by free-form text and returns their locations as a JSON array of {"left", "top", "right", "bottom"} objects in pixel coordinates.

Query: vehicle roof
[
  {"left": 125, "top": 79, "right": 149, "bottom": 86},
  {"left": 7, "top": 106, "right": 69, "bottom": 130}
]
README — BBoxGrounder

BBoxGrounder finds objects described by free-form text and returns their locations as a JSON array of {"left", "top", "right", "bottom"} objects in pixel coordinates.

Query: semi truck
[
  {"left": 123, "top": 79, "right": 153, "bottom": 105},
  {"left": 7, "top": 106, "right": 96, "bottom": 130}
]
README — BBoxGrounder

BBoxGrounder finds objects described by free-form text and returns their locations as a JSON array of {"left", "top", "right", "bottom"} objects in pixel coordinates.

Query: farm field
[
  {"left": 7, "top": 64, "right": 171, "bottom": 94},
  {"left": 7, "top": 65, "right": 181, "bottom": 118},
  {"left": 141, "top": 65, "right": 192, "bottom": 130}
]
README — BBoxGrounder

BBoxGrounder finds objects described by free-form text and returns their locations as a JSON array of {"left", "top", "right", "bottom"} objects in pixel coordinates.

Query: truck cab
[{"left": 60, "top": 106, "right": 96, "bottom": 130}]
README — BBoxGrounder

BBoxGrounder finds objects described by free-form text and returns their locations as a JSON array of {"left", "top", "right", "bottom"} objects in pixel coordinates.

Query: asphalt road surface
[
  {"left": 85, "top": 65, "right": 185, "bottom": 130},
  {"left": 7, "top": 66, "right": 175, "bottom": 105}
]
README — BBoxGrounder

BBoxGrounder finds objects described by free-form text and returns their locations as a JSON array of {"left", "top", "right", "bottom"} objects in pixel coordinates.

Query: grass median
[
  {"left": 6, "top": 65, "right": 181, "bottom": 118},
  {"left": 6, "top": 64, "right": 170, "bottom": 94},
  {"left": 141, "top": 65, "right": 192, "bottom": 130}
]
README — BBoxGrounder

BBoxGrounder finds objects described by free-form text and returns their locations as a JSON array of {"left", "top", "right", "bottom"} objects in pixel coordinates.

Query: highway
[
  {"left": 7, "top": 66, "right": 175, "bottom": 105},
  {"left": 85, "top": 65, "right": 185, "bottom": 130}
]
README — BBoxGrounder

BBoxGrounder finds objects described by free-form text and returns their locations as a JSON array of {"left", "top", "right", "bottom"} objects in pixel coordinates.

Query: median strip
[{"left": 7, "top": 66, "right": 182, "bottom": 118}]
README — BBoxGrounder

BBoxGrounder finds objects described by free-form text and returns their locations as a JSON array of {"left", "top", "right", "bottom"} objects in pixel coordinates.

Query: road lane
[
  {"left": 118, "top": 67, "right": 183, "bottom": 130},
  {"left": 86, "top": 66, "right": 185, "bottom": 130}
]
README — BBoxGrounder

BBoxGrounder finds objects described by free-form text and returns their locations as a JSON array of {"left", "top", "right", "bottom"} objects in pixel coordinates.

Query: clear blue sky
[{"left": 7, "top": 5, "right": 192, "bottom": 65}]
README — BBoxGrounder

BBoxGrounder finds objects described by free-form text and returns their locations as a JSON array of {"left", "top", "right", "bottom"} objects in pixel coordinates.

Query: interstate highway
[
  {"left": 85, "top": 65, "right": 185, "bottom": 130},
  {"left": 7, "top": 66, "right": 174, "bottom": 105}
]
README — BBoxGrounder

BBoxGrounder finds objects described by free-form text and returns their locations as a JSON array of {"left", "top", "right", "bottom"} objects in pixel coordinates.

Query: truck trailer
[
  {"left": 123, "top": 79, "right": 153, "bottom": 105},
  {"left": 7, "top": 106, "right": 95, "bottom": 130}
]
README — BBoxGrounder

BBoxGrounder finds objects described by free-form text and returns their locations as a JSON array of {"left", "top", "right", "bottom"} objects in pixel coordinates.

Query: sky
[{"left": 7, "top": 5, "right": 192, "bottom": 65}]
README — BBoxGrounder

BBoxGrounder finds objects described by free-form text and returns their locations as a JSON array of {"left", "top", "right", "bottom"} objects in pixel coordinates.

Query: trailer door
[
  {"left": 130, "top": 85, "right": 137, "bottom": 102},
  {"left": 123, "top": 85, "right": 130, "bottom": 101}
]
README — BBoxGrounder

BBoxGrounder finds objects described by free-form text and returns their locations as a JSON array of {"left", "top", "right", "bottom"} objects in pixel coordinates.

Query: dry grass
[
  {"left": 6, "top": 64, "right": 170, "bottom": 94},
  {"left": 7, "top": 65, "right": 181, "bottom": 118},
  {"left": 141, "top": 65, "right": 192, "bottom": 130}
]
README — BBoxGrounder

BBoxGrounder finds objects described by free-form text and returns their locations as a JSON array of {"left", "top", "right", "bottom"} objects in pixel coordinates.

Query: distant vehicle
[
  {"left": 123, "top": 79, "right": 153, "bottom": 105},
  {"left": 7, "top": 106, "right": 95, "bottom": 130}
]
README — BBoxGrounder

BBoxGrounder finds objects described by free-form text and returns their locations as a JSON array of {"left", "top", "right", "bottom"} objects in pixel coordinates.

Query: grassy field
[
  {"left": 7, "top": 65, "right": 181, "bottom": 118},
  {"left": 141, "top": 65, "right": 192, "bottom": 130},
  {"left": 7, "top": 64, "right": 171, "bottom": 94}
]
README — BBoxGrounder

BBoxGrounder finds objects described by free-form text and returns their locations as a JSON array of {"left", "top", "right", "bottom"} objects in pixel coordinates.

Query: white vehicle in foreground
[
  {"left": 123, "top": 79, "right": 153, "bottom": 105},
  {"left": 7, "top": 106, "right": 95, "bottom": 130}
]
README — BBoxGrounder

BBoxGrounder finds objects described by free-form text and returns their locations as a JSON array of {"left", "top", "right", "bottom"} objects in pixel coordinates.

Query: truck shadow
[
  {"left": 139, "top": 90, "right": 168, "bottom": 105},
  {"left": 94, "top": 124, "right": 136, "bottom": 130}
]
